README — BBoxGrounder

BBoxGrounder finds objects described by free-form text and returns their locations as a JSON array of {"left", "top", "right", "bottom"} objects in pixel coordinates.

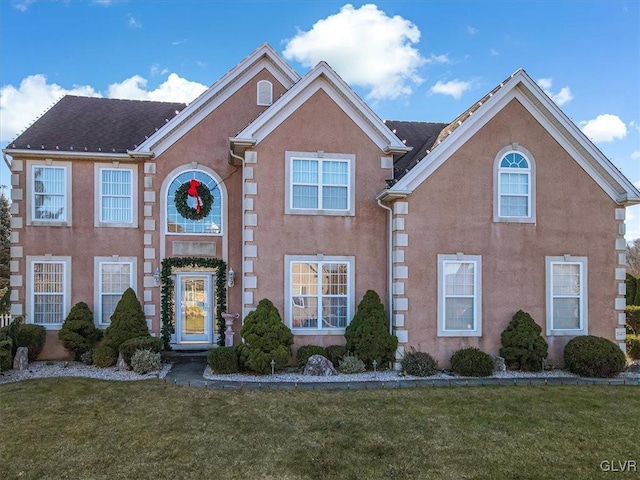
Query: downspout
[
  {"left": 2, "top": 152, "right": 11, "bottom": 171},
  {"left": 229, "top": 149, "right": 246, "bottom": 328},
  {"left": 377, "top": 198, "right": 394, "bottom": 335}
]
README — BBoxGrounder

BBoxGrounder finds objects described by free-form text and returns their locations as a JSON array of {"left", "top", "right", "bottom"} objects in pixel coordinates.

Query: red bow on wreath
[{"left": 187, "top": 179, "right": 202, "bottom": 214}]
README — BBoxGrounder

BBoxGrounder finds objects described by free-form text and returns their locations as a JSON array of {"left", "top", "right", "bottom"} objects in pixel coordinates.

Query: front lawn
[{"left": 0, "top": 379, "right": 638, "bottom": 479}]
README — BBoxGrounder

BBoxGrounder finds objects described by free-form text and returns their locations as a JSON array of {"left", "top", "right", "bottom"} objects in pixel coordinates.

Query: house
[{"left": 4, "top": 44, "right": 639, "bottom": 367}]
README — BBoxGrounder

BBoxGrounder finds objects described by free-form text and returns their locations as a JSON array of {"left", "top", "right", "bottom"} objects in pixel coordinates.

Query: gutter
[
  {"left": 2, "top": 148, "right": 137, "bottom": 161},
  {"left": 2, "top": 152, "right": 11, "bottom": 171}
]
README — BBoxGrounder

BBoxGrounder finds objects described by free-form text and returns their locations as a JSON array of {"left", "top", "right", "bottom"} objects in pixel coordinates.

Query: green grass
[{"left": 1, "top": 379, "right": 638, "bottom": 479}]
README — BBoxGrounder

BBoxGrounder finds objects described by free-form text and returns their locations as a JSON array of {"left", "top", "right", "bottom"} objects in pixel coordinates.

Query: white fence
[{"left": 0, "top": 314, "right": 11, "bottom": 328}]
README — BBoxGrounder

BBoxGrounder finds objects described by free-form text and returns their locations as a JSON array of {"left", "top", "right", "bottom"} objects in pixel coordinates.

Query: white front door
[{"left": 176, "top": 274, "right": 213, "bottom": 344}]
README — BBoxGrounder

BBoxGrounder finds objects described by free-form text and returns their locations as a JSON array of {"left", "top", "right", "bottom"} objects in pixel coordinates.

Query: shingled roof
[
  {"left": 384, "top": 120, "right": 449, "bottom": 179},
  {"left": 6, "top": 96, "right": 186, "bottom": 154}
]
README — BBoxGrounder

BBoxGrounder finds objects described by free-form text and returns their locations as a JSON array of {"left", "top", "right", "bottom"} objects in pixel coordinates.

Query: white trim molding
[{"left": 26, "top": 255, "right": 72, "bottom": 330}]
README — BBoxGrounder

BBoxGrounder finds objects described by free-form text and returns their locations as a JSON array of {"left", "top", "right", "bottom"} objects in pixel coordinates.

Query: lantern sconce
[{"left": 227, "top": 268, "right": 235, "bottom": 288}]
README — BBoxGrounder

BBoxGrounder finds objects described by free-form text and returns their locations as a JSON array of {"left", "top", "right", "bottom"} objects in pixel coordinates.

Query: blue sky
[{"left": 1, "top": 0, "right": 638, "bottom": 238}]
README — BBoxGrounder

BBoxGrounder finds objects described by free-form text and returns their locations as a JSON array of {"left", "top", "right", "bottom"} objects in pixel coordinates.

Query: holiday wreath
[{"left": 174, "top": 179, "right": 213, "bottom": 220}]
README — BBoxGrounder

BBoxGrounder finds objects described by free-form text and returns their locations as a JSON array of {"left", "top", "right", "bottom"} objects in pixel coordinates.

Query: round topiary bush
[
  {"left": 119, "top": 336, "right": 163, "bottom": 368},
  {"left": 103, "top": 288, "right": 150, "bottom": 353},
  {"left": 499, "top": 310, "right": 548, "bottom": 372},
  {"left": 626, "top": 335, "right": 640, "bottom": 361},
  {"left": 207, "top": 347, "right": 240, "bottom": 374},
  {"left": 130, "top": 349, "right": 162, "bottom": 375},
  {"left": 450, "top": 347, "right": 494, "bottom": 377},
  {"left": 564, "top": 335, "right": 627, "bottom": 378},
  {"left": 237, "top": 298, "right": 293, "bottom": 374},
  {"left": 93, "top": 345, "right": 118, "bottom": 368},
  {"left": 15, "top": 324, "right": 47, "bottom": 361},
  {"left": 345, "top": 290, "right": 398, "bottom": 368},
  {"left": 401, "top": 347, "right": 439, "bottom": 377},
  {"left": 325, "top": 345, "right": 347, "bottom": 367},
  {"left": 58, "top": 302, "right": 102, "bottom": 360},
  {"left": 338, "top": 354, "right": 366, "bottom": 374},
  {"left": 296, "top": 345, "right": 327, "bottom": 366}
]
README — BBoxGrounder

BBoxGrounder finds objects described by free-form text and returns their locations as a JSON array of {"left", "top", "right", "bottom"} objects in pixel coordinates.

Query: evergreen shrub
[
  {"left": 345, "top": 290, "right": 397, "bottom": 368},
  {"left": 401, "top": 347, "right": 439, "bottom": 377},
  {"left": 103, "top": 288, "right": 150, "bottom": 353},
  {"left": 450, "top": 347, "right": 494, "bottom": 377},
  {"left": 563, "top": 335, "right": 627, "bottom": 378},
  {"left": 499, "top": 310, "right": 548, "bottom": 371},
  {"left": 0, "top": 338, "right": 12, "bottom": 371},
  {"left": 237, "top": 299, "right": 293, "bottom": 374},
  {"left": 296, "top": 345, "right": 327, "bottom": 366},
  {"left": 626, "top": 274, "right": 637, "bottom": 306},
  {"left": 80, "top": 350, "right": 93, "bottom": 366},
  {"left": 207, "top": 347, "right": 239, "bottom": 374},
  {"left": 58, "top": 302, "right": 102, "bottom": 360},
  {"left": 15, "top": 324, "right": 47, "bottom": 361},
  {"left": 119, "top": 337, "right": 163, "bottom": 367},
  {"left": 626, "top": 306, "right": 640, "bottom": 335},
  {"left": 93, "top": 345, "right": 118, "bottom": 368},
  {"left": 130, "top": 349, "right": 162, "bottom": 375},
  {"left": 626, "top": 335, "right": 640, "bottom": 361},
  {"left": 325, "top": 345, "right": 347, "bottom": 367},
  {"left": 338, "top": 354, "right": 366, "bottom": 374}
]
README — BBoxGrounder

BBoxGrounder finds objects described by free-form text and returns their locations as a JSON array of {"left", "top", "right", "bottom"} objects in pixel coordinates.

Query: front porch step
[{"left": 162, "top": 350, "right": 208, "bottom": 364}]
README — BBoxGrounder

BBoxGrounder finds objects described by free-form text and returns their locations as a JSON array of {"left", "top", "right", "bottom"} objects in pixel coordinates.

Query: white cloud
[
  {"left": 626, "top": 204, "right": 640, "bottom": 241},
  {"left": 631, "top": 150, "right": 640, "bottom": 160},
  {"left": 425, "top": 54, "right": 450, "bottom": 65},
  {"left": 580, "top": 114, "right": 628, "bottom": 143},
  {"left": 536, "top": 77, "right": 573, "bottom": 106},
  {"left": 490, "top": 48, "right": 499, "bottom": 56},
  {"left": 172, "top": 39, "right": 188, "bottom": 46},
  {"left": 283, "top": 3, "right": 425, "bottom": 100},
  {"left": 467, "top": 26, "right": 478, "bottom": 35},
  {"left": 127, "top": 14, "right": 141, "bottom": 28},
  {"left": 429, "top": 79, "right": 472, "bottom": 100},
  {"left": 630, "top": 120, "right": 640, "bottom": 134},
  {"left": 1, "top": 73, "right": 208, "bottom": 142},
  {"left": 0, "top": 74, "right": 101, "bottom": 142},
  {"left": 11, "top": 0, "right": 35, "bottom": 12}
]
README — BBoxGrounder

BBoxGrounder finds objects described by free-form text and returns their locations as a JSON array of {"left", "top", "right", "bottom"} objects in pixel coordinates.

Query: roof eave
[
  {"left": 2, "top": 148, "right": 137, "bottom": 160},
  {"left": 376, "top": 189, "right": 411, "bottom": 202}
]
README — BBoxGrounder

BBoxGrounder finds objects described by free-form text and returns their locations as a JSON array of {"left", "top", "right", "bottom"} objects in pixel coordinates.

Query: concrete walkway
[{"left": 162, "top": 360, "right": 640, "bottom": 390}]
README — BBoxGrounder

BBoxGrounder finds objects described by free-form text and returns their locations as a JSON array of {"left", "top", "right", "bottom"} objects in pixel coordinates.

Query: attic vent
[{"left": 257, "top": 80, "right": 273, "bottom": 106}]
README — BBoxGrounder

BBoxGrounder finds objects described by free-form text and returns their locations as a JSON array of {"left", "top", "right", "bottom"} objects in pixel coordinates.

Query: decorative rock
[
  {"left": 491, "top": 354, "right": 506, "bottom": 373},
  {"left": 116, "top": 352, "right": 128, "bottom": 370},
  {"left": 303, "top": 354, "right": 337, "bottom": 376},
  {"left": 13, "top": 347, "right": 29, "bottom": 371},
  {"left": 627, "top": 361, "right": 640, "bottom": 373}
]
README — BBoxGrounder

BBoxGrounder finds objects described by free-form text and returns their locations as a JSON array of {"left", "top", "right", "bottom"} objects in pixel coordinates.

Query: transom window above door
[{"left": 166, "top": 170, "right": 222, "bottom": 235}]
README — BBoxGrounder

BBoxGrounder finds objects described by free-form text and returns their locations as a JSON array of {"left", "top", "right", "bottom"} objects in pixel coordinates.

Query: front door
[{"left": 176, "top": 274, "right": 213, "bottom": 344}]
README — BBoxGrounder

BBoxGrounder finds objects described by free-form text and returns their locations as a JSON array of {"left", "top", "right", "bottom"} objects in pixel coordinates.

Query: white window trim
[
  {"left": 94, "top": 256, "right": 137, "bottom": 327},
  {"left": 257, "top": 80, "right": 273, "bottom": 106},
  {"left": 26, "top": 255, "right": 71, "bottom": 330},
  {"left": 284, "top": 255, "right": 355, "bottom": 335},
  {"left": 437, "top": 254, "right": 482, "bottom": 337},
  {"left": 164, "top": 168, "right": 224, "bottom": 236},
  {"left": 26, "top": 160, "right": 72, "bottom": 226},
  {"left": 493, "top": 145, "right": 536, "bottom": 224},
  {"left": 546, "top": 255, "right": 588, "bottom": 336},
  {"left": 94, "top": 163, "right": 138, "bottom": 228},
  {"left": 285, "top": 151, "right": 356, "bottom": 216}
]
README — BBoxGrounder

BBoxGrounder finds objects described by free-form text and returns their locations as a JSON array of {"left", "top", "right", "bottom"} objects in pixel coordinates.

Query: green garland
[
  {"left": 174, "top": 181, "right": 214, "bottom": 221},
  {"left": 160, "top": 257, "right": 227, "bottom": 350}
]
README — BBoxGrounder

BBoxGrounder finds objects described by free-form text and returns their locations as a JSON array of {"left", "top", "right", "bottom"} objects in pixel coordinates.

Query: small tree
[
  {"left": 237, "top": 298, "right": 293, "bottom": 374},
  {"left": 500, "top": 310, "right": 548, "bottom": 371},
  {"left": 626, "top": 274, "right": 638, "bottom": 307},
  {"left": 345, "top": 290, "right": 398, "bottom": 368},
  {"left": 58, "top": 302, "right": 102, "bottom": 360},
  {"left": 102, "top": 288, "right": 149, "bottom": 352},
  {"left": 0, "top": 194, "right": 10, "bottom": 314}
]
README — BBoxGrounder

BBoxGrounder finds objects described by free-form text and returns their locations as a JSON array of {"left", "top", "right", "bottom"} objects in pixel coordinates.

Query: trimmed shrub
[
  {"left": 626, "top": 306, "right": 640, "bottom": 335},
  {"left": 119, "top": 336, "right": 163, "bottom": 367},
  {"left": 93, "top": 345, "right": 118, "bottom": 368},
  {"left": 58, "top": 302, "right": 102, "bottom": 360},
  {"left": 345, "top": 290, "right": 398, "bottom": 368},
  {"left": 0, "top": 338, "right": 12, "bottom": 371},
  {"left": 626, "top": 274, "right": 637, "bottom": 306},
  {"left": 130, "top": 349, "right": 162, "bottom": 375},
  {"left": 625, "top": 335, "right": 640, "bottom": 361},
  {"left": 296, "top": 345, "right": 327, "bottom": 366},
  {"left": 450, "top": 347, "right": 494, "bottom": 377},
  {"left": 401, "top": 347, "right": 439, "bottom": 377},
  {"left": 338, "top": 354, "right": 366, "bottom": 374},
  {"left": 103, "top": 288, "right": 150, "bottom": 353},
  {"left": 564, "top": 335, "right": 627, "bottom": 378},
  {"left": 237, "top": 299, "right": 293, "bottom": 374},
  {"left": 80, "top": 350, "right": 93, "bottom": 366},
  {"left": 325, "top": 345, "right": 347, "bottom": 367},
  {"left": 15, "top": 324, "right": 46, "bottom": 361},
  {"left": 499, "top": 310, "right": 548, "bottom": 372},
  {"left": 0, "top": 317, "right": 22, "bottom": 356},
  {"left": 207, "top": 347, "right": 240, "bottom": 374}
]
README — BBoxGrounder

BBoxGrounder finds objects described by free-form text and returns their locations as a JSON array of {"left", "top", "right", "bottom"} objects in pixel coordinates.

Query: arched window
[
  {"left": 494, "top": 146, "right": 536, "bottom": 223},
  {"left": 257, "top": 80, "right": 273, "bottom": 106},
  {"left": 166, "top": 170, "right": 222, "bottom": 235}
]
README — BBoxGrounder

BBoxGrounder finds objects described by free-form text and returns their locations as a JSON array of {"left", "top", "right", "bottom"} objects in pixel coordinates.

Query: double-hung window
[
  {"left": 31, "top": 164, "right": 70, "bottom": 224},
  {"left": 437, "top": 254, "right": 482, "bottom": 336},
  {"left": 95, "top": 164, "right": 137, "bottom": 227},
  {"left": 493, "top": 146, "right": 536, "bottom": 223},
  {"left": 285, "top": 255, "right": 354, "bottom": 333},
  {"left": 546, "top": 256, "right": 587, "bottom": 336},
  {"left": 27, "top": 256, "right": 71, "bottom": 328},
  {"left": 286, "top": 152, "right": 355, "bottom": 216},
  {"left": 94, "top": 257, "right": 136, "bottom": 325}
]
